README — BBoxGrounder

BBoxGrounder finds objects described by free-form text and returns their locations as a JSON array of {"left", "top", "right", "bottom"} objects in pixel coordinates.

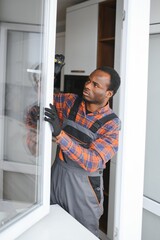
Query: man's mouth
[{"left": 83, "top": 89, "right": 90, "bottom": 96}]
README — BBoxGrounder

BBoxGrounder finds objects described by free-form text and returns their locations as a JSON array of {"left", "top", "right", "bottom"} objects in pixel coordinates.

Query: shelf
[
  {"left": 97, "top": 0, "right": 116, "bottom": 68},
  {"left": 99, "top": 37, "right": 115, "bottom": 42},
  {"left": 97, "top": 42, "right": 115, "bottom": 68}
]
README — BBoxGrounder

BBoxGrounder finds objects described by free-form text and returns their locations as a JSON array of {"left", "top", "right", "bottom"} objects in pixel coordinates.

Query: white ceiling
[{"left": 57, "top": 0, "right": 87, "bottom": 22}]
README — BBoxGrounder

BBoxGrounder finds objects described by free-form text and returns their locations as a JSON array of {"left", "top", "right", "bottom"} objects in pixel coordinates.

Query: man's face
[{"left": 82, "top": 70, "right": 112, "bottom": 105}]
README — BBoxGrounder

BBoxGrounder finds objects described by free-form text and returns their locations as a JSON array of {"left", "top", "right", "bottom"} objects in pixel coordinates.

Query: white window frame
[
  {"left": 0, "top": 0, "right": 57, "bottom": 239},
  {"left": 114, "top": 0, "right": 151, "bottom": 240}
]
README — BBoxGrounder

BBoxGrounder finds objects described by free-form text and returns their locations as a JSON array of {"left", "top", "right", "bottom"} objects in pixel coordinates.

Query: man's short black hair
[{"left": 97, "top": 66, "right": 121, "bottom": 96}]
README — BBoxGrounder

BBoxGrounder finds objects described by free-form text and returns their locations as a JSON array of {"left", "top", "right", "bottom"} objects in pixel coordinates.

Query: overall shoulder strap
[
  {"left": 68, "top": 97, "right": 82, "bottom": 121},
  {"left": 89, "top": 113, "right": 118, "bottom": 133}
]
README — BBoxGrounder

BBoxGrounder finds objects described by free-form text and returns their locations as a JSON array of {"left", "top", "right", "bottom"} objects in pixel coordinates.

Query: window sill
[{"left": 17, "top": 204, "right": 98, "bottom": 240}]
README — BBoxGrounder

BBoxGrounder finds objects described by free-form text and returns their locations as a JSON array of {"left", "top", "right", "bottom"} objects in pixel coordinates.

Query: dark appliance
[{"left": 64, "top": 75, "right": 88, "bottom": 96}]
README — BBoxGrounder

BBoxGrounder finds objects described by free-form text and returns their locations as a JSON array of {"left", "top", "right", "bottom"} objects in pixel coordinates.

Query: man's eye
[
  {"left": 86, "top": 79, "right": 91, "bottom": 84},
  {"left": 93, "top": 82, "right": 98, "bottom": 87}
]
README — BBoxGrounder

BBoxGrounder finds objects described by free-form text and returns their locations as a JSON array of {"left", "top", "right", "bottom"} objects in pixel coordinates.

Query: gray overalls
[{"left": 50, "top": 98, "right": 117, "bottom": 236}]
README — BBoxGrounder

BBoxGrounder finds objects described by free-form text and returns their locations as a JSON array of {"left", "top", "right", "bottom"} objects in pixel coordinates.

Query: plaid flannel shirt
[{"left": 54, "top": 93, "right": 120, "bottom": 172}]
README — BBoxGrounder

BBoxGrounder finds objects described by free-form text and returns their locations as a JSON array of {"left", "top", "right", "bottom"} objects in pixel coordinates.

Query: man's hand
[{"left": 44, "top": 104, "right": 61, "bottom": 137}]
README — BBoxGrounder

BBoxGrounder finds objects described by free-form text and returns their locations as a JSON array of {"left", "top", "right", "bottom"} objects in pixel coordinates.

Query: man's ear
[{"left": 106, "top": 90, "right": 113, "bottom": 99}]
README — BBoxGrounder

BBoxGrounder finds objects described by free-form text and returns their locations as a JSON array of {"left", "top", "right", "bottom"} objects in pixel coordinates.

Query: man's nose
[{"left": 85, "top": 81, "right": 91, "bottom": 88}]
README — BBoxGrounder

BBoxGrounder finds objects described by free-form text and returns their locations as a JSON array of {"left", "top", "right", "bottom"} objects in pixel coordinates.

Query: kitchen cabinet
[{"left": 64, "top": 1, "right": 98, "bottom": 76}]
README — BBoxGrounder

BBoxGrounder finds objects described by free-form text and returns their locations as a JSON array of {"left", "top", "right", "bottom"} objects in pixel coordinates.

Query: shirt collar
[{"left": 81, "top": 100, "right": 110, "bottom": 115}]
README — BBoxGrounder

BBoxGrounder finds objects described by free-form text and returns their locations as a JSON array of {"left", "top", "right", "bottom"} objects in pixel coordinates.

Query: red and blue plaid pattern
[{"left": 54, "top": 93, "right": 120, "bottom": 172}]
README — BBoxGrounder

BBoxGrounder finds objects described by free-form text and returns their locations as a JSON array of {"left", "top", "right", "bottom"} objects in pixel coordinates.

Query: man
[{"left": 44, "top": 66, "right": 121, "bottom": 237}]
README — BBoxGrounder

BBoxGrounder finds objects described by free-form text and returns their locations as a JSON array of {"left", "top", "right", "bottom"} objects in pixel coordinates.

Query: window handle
[{"left": 27, "top": 69, "right": 41, "bottom": 74}]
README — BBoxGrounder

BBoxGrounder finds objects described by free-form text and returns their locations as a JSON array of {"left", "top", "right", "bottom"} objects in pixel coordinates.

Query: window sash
[
  {"left": 0, "top": 0, "right": 57, "bottom": 239},
  {"left": 114, "top": 0, "right": 151, "bottom": 239}
]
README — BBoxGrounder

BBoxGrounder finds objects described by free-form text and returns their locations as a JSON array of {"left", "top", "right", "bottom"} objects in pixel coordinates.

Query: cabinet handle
[{"left": 71, "top": 70, "right": 85, "bottom": 73}]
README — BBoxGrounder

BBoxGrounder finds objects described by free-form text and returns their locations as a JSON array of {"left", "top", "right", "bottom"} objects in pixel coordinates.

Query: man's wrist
[{"left": 55, "top": 130, "right": 64, "bottom": 141}]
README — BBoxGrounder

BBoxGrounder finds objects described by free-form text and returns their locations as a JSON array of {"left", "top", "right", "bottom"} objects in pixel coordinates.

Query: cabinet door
[{"left": 64, "top": 4, "right": 98, "bottom": 76}]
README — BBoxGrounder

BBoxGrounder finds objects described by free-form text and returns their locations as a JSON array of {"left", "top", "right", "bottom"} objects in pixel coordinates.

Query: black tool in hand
[
  {"left": 54, "top": 54, "right": 65, "bottom": 79},
  {"left": 44, "top": 104, "right": 61, "bottom": 137}
]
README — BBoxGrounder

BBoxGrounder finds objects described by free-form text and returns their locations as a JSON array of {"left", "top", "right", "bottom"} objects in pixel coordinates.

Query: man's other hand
[{"left": 44, "top": 104, "right": 61, "bottom": 137}]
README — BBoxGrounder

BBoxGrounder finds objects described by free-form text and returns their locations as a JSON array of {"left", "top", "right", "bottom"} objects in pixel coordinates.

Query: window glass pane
[
  {"left": 0, "top": 171, "right": 36, "bottom": 225},
  {"left": 0, "top": 0, "right": 44, "bottom": 231},
  {"left": 142, "top": 209, "right": 160, "bottom": 240},
  {"left": 144, "top": 33, "right": 160, "bottom": 203},
  {"left": 3, "top": 171, "right": 36, "bottom": 203},
  {"left": 142, "top": 29, "right": 160, "bottom": 240},
  {"left": 4, "top": 30, "right": 41, "bottom": 164}
]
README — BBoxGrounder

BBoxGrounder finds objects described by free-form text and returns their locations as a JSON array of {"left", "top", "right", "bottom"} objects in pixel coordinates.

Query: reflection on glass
[
  {"left": 4, "top": 30, "right": 41, "bottom": 163},
  {"left": 0, "top": 25, "right": 43, "bottom": 229}
]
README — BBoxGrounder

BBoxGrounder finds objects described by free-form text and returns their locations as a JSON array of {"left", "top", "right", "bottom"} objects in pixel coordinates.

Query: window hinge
[{"left": 114, "top": 227, "right": 119, "bottom": 240}]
